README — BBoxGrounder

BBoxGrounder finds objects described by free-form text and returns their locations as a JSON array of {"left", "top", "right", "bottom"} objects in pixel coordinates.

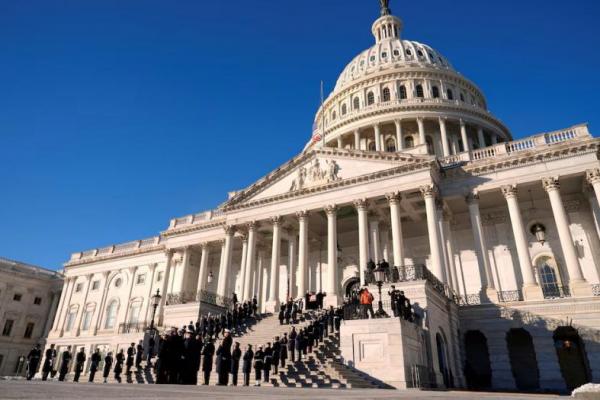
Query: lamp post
[
  {"left": 373, "top": 265, "right": 389, "bottom": 318},
  {"left": 149, "top": 289, "right": 161, "bottom": 331}
]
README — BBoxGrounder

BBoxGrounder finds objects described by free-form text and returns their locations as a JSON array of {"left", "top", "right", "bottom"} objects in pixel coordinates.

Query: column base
[
  {"left": 481, "top": 287, "right": 498, "bottom": 304},
  {"left": 264, "top": 300, "right": 280, "bottom": 314},
  {"left": 522, "top": 285, "right": 544, "bottom": 301},
  {"left": 570, "top": 281, "right": 593, "bottom": 298}
]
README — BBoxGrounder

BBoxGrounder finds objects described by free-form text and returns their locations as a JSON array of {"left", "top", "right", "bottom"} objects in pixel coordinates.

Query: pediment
[{"left": 223, "top": 148, "right": 434, "bottom": 210}]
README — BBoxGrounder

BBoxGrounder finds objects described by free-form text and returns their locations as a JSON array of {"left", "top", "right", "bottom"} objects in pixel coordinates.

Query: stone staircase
[{"left": 96, "top": 312, "right": 387, "bottom": 389}]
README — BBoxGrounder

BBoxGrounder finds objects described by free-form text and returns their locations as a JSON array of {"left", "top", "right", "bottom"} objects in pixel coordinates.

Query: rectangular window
[
  {"left": 75, "top": 283, "right": 83, "bottom": 293},
  {"left": 23, "top": 322, "right": 34, "bottom": 339},
  {"left": 136, "top": 274, "right": 146, "bottom": 285},
  {"left": 91, "top": 280, "right": 100, "bottom": 291},
  {"left": 65, "top": 311, "right": 77, "bottom": 331},
  {"left": 2, "top": 320, "right": 14, "bottom": 336},
  {"left": 129, "top": 304, "right": 141, "bottom": 324},
  {"left": 81, "top": 310, "right": 93, "bottom": 331},
  {"left": 0, "top": 354, "right": 3, "bottom": 370},
  {"left": 13, "top": 293, "right": 22, "bottom": 302},
  {"left": 34, "top": 297, "right": 42, "bottom": 305},
  {"left": 156, "top": 271, "right": 163, "bottom": 282}
]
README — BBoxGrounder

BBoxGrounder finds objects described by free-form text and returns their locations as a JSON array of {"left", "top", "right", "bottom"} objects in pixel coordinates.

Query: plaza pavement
[{"left": 0, "top": 380, "right": 565, "bottom": 399}]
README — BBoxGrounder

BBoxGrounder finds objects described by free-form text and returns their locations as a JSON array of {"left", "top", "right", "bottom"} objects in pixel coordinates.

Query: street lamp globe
[
  {"left": 152, "top": 289, "right": 162, "bottom": 307},
  {"left": 374, "top": 265, "right": 386, "bottom": 284}
]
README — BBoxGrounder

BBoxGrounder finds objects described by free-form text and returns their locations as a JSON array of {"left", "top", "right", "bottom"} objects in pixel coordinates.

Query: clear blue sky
[{"left": 1, "top": 0, "right": 599, "bottom": 270}]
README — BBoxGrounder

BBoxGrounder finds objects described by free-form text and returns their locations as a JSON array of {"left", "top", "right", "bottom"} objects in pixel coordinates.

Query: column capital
[
  {"left": 295, "top": 210, "right": 309, "bottom": 220},
  {"left": 353, "top": 198, "right": 369, "bottom": 210},
  {"left": 438, "top": 116, "right": 447, "bottom": 123},
  {"left": 271, "top": 215, "right": 282, "bottom": 226},
  {"left": 127, "top": 266, "right": 138, "bottom": 275},
  {"left": 239, "top": 233, "right": 248, "bottom": 242},
  {"left": 419, "top": 184, "right": 437, "bottom": 199},
  {"left": 324, "top": 204, "right": 338, "bottom": 216},
  {"left": 102, "top": 270, "right": 110, "bottom": 279},
  {"left": 223, "top": 225, "right": 236, "bottom": 235},
  {"left": 466, "top": 191, "right": 480, "bottom": 205},
  {"left": 416, "top": 116, "right": 424, "bottom": 123},
  {"left": 200, "top": 242, "right": 210, "bottom": 250},
  {"left": 246, "top": 221, "right": 258, "bottom": 231},
  {"left": 501, "top": 184, "right": 518, "bottom": 199},
  {"left": 85, "top": 273, "right": 94, "bottom": 281},
  {"left": 148, "top": 263, "right": 158, "bottom": 271},
  {"left": 217, "top": 238, "right": 226, "bottom": 247},
  {"left": 385, "top": 191, "right": 402, "bottom": 204},
  {"left": 586, "top": 168, "right": 600, "bottom": 185},
  {"left": 542, "top": 176, "right": 560, "bottom": 192},
  {"left": 459, "top": 118, "right": 466, "bottom": 127}
]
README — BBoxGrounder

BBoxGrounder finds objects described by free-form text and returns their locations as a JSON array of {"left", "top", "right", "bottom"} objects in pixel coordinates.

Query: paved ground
[{"left": 0, "top": 380, "right": 565, "bottom": 399}]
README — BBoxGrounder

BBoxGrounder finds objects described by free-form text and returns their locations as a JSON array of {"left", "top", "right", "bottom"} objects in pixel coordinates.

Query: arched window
[
  {"left": 128, "top": 301, "right": 142, "bottom": 324},
  {"left": 367, "top": 91, "right": 375, "bottom": 106},
  {"left": 539, "top": 262, "right": 560, "bottom": 298},
  {"left": 406, "top": 49, "right": 412, "bottom": 56},
  {"left": 382, "top": 88, "right": 391, "bottom": 102},
  {"left": 417, "top": 49, "right": 424, "bottom": 57},
  {"left": 65, "top": 306, "right": 78, "bottom": 332},
  {"left": 367, "top": 141, "right": 376, "bottom": 151},
  {"left": 341, "top": 104, "right": 347, "bottom": 115},
  {"left": 399, "top": 85, "right": 407, "bottom": 99},
  {"left": 432, "top": 86, "right": 440, "bottom": 98},
  {"left": 386, "top": 138, "right": 396, "bottom": 152},
  {"left": 104, "top": 300, "right": 118, "bottom": 329},
  {"left": 404, "top": 136, "right": 414, "bottom": 148},
  {"left": 460, "top": 93, "right": 465, "bottom": 102},
  {"left": 331, "top": 110, "right": 336, "bottom": 120},
  {"left": 416, "top": 85, "right": 424, "bottom": 98},
  {"left": 447, "top": 89, "right": 454, "bottom": 100},
  {"left": 353, "top": 97, "right": 360, "bottom": 110}
]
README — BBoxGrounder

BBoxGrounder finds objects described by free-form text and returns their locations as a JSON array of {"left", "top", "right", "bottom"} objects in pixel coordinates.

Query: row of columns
[{"left": 330, "top": 117, "right": 500, "bottom": 157}]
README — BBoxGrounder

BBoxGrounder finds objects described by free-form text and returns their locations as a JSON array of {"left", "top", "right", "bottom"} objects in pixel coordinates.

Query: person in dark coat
[
  {"left": 114, "top": 349, "right": 124, "bottom": 383},
  {"left": 291, "top": 303, "right": 299, "bottom": 324},
  {"left": 232, "top": 292, "right": 238, "bottom": 306},
  {"left": 58, "top": 346, "right": 72, "bottom": 382},
  {"left": 252, "top": 296, "right": 258, "bottom": 317},
  {"left": 253, "top": 346, "right": 264, "bottom": 386},
  {"left": 26, "top": 344, "right": 42, "bottom": 380},
  {"left": 73, "top": 347, "right": 86, "bottom": 382},
  {"left": 135, "top": 341, "right": 144, "bottom": 370},
  {"left": 201, "top": 337, "right": 215, "bottom": 385},
  {"left": 42, "top": 344, "right": 57, "bottom": 381},
  {"left": 103, "top": 352, "right": 113, "bottom": 383},
  {"left": 230, "top": 342, "right": 241, "bottom": 386},
  {"left": 89, "top": 348, "right": 101, "bottom": 382},
  {"left": 181, "top": 331, "right": 201, "bottom": 385},
  {"left": 242, "top": 344, "right": 253, "bottom": 386},
  {"left": 271, "top": 338, "right": 280, "bottom": 374},
  {"left": 278, "top": 306, "right": 285, "bottom": 325},
  {"left": 262, "top": 342, "right": 272, "bottom": 382},
  {"left": 218, "top": 330, "right": 233, "bottom": 385},
  {"left": 280, "top": 333, "right": 288, "bottom": 368},
  {"left": 126, "top": 343, "right": 135, "bottom": 375},
  {"left": 289, "top": 327, "right": 298, "bottom": 362}
]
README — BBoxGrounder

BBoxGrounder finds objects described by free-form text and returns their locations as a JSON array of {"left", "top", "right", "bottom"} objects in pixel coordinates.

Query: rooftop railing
[
  {"left": 69, "top": 236, "right": 163, "bottom": 262},
  {"left": 168, "top": 208, "right": 226, "bottom": 230}
]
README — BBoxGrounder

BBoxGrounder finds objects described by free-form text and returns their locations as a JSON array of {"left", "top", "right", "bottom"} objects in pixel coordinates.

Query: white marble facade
[{"left": 43, "top": 2, "right": 600, "bottom": 392}]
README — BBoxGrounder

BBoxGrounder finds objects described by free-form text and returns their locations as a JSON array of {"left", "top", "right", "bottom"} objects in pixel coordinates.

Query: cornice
[
  {"left": 64, "top": 244, "right": 166, "bottom": 268},
  {"left": 162, "top": 220, "right": 226, "bottom": 238}
]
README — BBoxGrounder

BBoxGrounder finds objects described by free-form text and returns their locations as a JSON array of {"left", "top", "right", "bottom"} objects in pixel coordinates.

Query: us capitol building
[{"left": 41, "top": 1, "right": 600, "bottom": 393}]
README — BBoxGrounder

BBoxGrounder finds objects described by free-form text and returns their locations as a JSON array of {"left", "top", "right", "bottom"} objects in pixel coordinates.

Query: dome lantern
[{"left": 372, "top": 1, "right": 402, "bottom": 43}]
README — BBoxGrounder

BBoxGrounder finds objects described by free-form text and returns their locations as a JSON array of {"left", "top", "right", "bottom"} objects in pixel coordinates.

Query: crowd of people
[{"left": 27, "top": 296, "right": 345, "bottom": 387}]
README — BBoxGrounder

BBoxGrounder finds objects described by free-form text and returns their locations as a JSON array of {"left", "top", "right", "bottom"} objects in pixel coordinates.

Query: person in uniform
[
  {"left": 58, "top": 346, "right": 72, "bottom": 382},
  {"left": 242, "top": 344, "right": 253, "bottom": 386},
  {"left": 230, "top": 342, "right": 241, "bottom": 386},
  {"left": 288, "top": 327, "right": 297, "bottom": 362},
  {"left": 73, "top": 347, "right": 86, "bottom": 382},
  {"left": 279, "top": 333, "right": 288, "bottom": 368},
  {"left": 26, "top": 344, "right": 41, "bottom": 381},
  {"left": 135, "top": 341, "right": 144, "bottom": 370},
  {"left": 41, "top": 344, "right": 57, "bottom": 381},
  {"left": 89, "top": 348, "right": 101, "bottom": 383},
  {"left": 262, "top": 342, "right": 272, "bottom": 383},
  {"left": 253, "top": 346, "right": 264, "bottom": 386},
  {"left": 114, "top": 349, "right": 125, "bottom": 383},
  {"left": 216, "top": 329, "right": 232, "bottom": 385},
  {"left": 181, "top": 330, "right": 201, "bottom": 384},
  {"left": 126, "top": 343, "right": 135, "bottom": 375},
  {"left": 103, "top": 352, "right": 113, "bottom": 383},
  {"left": 201, "top": 337, "right": 215, "bottom": 385},
  {"left": 271, "top": 337, "right": 280, "bottom": 374}
]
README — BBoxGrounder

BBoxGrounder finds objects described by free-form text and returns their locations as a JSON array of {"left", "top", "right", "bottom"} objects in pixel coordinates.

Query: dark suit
[
  {"left": 242, "top": 349, "right": 253, "bottom": 386},
  {"left": 58, "top": 350, "right": 72, "bottom": 381},
  {"left": 26, "top": 347, "right": 41, "bottom": 380},
  {"left": 42, "top": 348, "right": 56, "bottom": 381},
  {"left": 89, "top": 352, "right": 101, "bottom": 382},
  {"left": 230, "top": 347, "right": 241, "bottom": 386},
  {"left": 73, "top": 351, "right": 86, "bottom": 382},
  {"left": 201, "top": 342, "right": 215, "bottom": 385}
]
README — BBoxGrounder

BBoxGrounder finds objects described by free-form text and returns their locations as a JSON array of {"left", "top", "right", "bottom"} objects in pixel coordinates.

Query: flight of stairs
[{"left": 95, "top": 312, "right": 387, "bottom": 389}]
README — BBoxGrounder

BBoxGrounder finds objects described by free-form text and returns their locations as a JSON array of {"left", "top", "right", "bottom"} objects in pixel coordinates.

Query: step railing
[{"left": 165, "top": 290, "right": 233, "bottom": 309}]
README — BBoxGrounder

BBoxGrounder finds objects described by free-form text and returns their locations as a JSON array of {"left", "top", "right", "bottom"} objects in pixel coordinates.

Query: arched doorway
[
  {"left": 344, "top": 277, "right": 360, "bottom": 299},
  {"left": 436, "top": 332, "right": 451, "bottom": 388},
  {"left": 554, "top": 326, "right": 591, "bottom": 391},
  {"left": 464, "top": 330, "right": 492, "bottom": 390},
  {"left": 506, "top": 328, "right": 540, "bottom": 391}
]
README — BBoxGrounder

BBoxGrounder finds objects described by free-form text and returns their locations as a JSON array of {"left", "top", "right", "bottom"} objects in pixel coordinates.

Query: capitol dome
[{"left": 306, "top": 3, "right": 512, "bottom": 160}]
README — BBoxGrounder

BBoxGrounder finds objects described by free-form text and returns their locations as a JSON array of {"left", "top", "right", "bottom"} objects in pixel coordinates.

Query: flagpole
[{"left": 320, "top": 80, "right": 325, "bottom": 148}]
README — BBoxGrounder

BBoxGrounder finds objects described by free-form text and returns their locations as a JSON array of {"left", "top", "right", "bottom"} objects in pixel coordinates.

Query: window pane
[{"left": 2, "top": 320, "right": 14, "bottom": 336}]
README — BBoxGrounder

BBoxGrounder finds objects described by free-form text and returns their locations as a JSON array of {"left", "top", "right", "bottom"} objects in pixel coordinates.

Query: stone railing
[
  {"left": 166, "top": 290, "right": 233, "bottom": 309},
  {"left": 440, "top": 124, "right": 590, "bottom": 167},
  {"left": 69, "top": 236, "right": 163, "bottom": 262},
  {"left": 592, "top": 284, "right": 600, "bottom": 297},
  {"left": 118, "top": 321, "right": 148, "bottom": 334},
  {"left": 168, "top": 209, "right": 226, "bottom": 230},
  {"left": 542, "top": 285, "right": 571, "bottom": 299}
]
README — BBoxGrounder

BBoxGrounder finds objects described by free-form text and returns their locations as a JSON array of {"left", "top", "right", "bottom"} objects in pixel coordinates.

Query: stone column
[
  {"left": 196, "top": 243, "right": 210, "bottom": 294},
  {"left": 174, "top": 247, "right": 191, "bottom": 294},
  {"left": 467, "top": 193, "right": 497, "bottom": 301},
  {"left": 437, "top": 201, "right": 455, "bottom": 290},
  {"left": 369, "top": 219, "right": 382, "bottom": 262},
  {"left": 142, "top": 263, "right": 158, "bottom": 324},
  {"left": 374, "top": 124, "right": 382, "bottom": 151},
  {"left": 395, "top": 119, "right": 403, "bottom": 151},
  {"left": 439, "top": 117, "right": 450, "bottom": 157},
  {"left": 52, "top": 278, "right": 71, "bottom": 332},
  {"left": 256, "top": 250, "right": 264, "bottom": 305},
  {"left": 354, "top": 199, "right": 370, "bottom": 285},
  {"left": 297, "top": 211, "right": 309, "bottom": 296},
  {"left": 586, "top": 169, "right": 600, "bottom": 222},
  {"left": 238, "top": 234, "right": 248, "bottom": 300},
  {"left": 325, "top": 205, "right": 339, "bottom": 305},
  {"left": 501, "top": 185, "right": 543, "bottom": 300},
  {"left": 73, "top": 274, "right": 93, "bottom": 335},
  {"left": 267, "top": 216, "right": 282, "bottom": 312},
  {"left": 543, "top": 177, "right": 592, "bottom": 296},
  {"left": 491, "top": 134, "right": 498, "bottom": 145},
  {"left": 443, "top": 220, "right": 460, "bottom": 291},
  {"left": 217, "top": 226, "right": 235, "bottom": 298},
  {"left": 420, "top": 184, "right": 446, "bottom": 282},
  {"left": 244, "top": 222, "right": 258, "bottom": 301},
  {"left": 417, "top": 117, "right": 426, "bottom": 145},
  {"left": 91, "top": 271, "right": 110, "bottom": 334},
  {"left": 288, "top": 235, "right": 297, "bottom": 300},
  {"left": 260, "top": 251, "right": 269, "bottom": 313},
  {"left": 157, "top": 250, "right": 174, "bottom": 326},
  {"left": 477, "top": 127, "right": 486, "bottom": 148},
  {"left": 58, "top": 277, "right": 76, "bottom": 335},
  {"left": 354, "top": 130, "right": 360, "bottom": 150},
  {"left": 460, "top": 119, "right": 469, "bottom": 152},
  {"left": 387, "top": 192, "right": 404, "bottom": 267}
]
